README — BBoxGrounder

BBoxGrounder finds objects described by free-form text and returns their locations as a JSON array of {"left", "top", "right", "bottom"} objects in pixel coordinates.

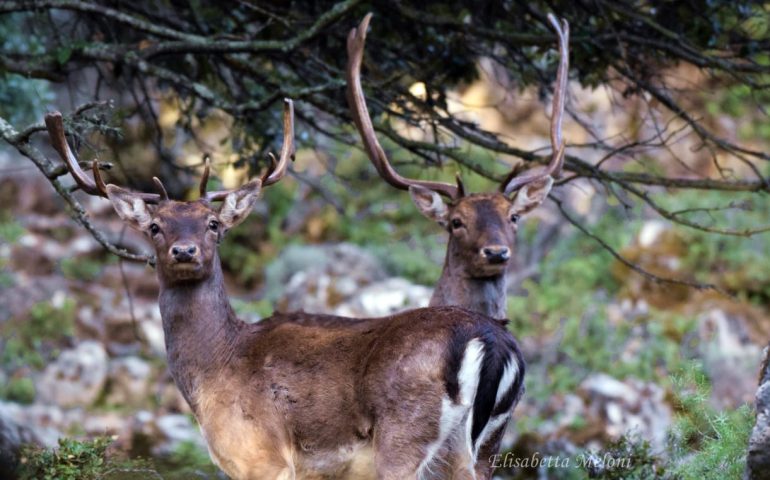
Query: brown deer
[
  {"left": 45, "top": 99, "right": 524, "bottom": 479},
  {"left": 347, "top": 13, "right": 568, "bottom": 476},
  {"left": 347, "top": 13, "right": 569, "bottom": 322}
]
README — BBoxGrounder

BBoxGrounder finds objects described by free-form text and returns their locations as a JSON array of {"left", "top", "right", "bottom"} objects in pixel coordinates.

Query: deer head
[
  {"left": 347, "top": 14, "right": 568, "bottom": 281},
  {"left": 44, "top": 99, "right": 295, "bottom": 286}
]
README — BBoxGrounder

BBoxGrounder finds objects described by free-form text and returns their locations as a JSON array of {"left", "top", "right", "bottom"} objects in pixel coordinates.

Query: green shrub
[
  {"left": 669, "top": 362, "right": 755, "bottom": 480},
  {"left": 0, "top": 377, "right": 35, "bottom": 404},
  {"left": 0, "top": 298, "right": 76, "bottom": 370},
  {"left": 18, "top": 437, "right": 113, "bottom": 480},
  {"left": 59, "top": 258, "right": 103, "bottom": 281},
  {"left": 18, "top": 437, "right": 164, "bottom": 480}
]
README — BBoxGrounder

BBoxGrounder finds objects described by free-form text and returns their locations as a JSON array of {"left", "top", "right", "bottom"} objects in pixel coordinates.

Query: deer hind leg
[{"left": 471, "top": 415, "right": 510, "bottom": 480}]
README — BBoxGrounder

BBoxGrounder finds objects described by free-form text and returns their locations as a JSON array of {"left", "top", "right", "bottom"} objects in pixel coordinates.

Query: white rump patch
[
  {"left": 473, "top": 413, "right": 511, "bottom": 459},
  {"left": 495, "top": 359, "right": 519, "bottom": 407},
  {"left": 417, "top": 338, "right": 485, "bottom": 479},
  {"left": 458, "top": 338, "right": 484, "bottom": 406}
]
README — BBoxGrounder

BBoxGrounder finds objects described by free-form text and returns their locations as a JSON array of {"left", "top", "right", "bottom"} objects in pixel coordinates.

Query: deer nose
[
  {"left": 481, "top": 246, "right": 510, "bottom": 264},
  {"left": 170, "top": 244, "right": 198, "bottom": 262}
]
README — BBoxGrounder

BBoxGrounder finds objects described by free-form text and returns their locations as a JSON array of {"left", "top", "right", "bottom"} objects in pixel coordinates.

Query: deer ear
[
  {"left": 106, "top": 185, "right": 153, "bottom": 231},
  {"left": 510, "top": 176, "right": 554, "bottom": 217},
  {"left": 218, "top": 179, "right": 262, "bottom": 229},
  {"left": 409, "top": 185, "right": 449, "bottom": 227}
]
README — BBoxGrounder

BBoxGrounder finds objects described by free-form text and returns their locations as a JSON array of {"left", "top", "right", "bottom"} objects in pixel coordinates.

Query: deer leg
[{"left": 472, "top": 415, "right": 510, "bottom": 480}]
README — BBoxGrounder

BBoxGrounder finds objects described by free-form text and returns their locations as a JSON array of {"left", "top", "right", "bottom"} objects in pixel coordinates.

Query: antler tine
[
  {"left": 199, "top": 155, "right": 211, "bottom": 198},
  {"left": 45, "top": 112, "right": 105, "bottom": 197},
  {"left": 204, "top": 99, "right": 294, "bottom": 202},
  {"left": 261, "top": 98, "right": 295, "bottom": 187},
  {"left": 548, "top": 14, "right": 569, "bottom": 178},
  {"left": 502, "top": 14, "right": 569, "bottom": 196},
  {"left": 455, "top": 172, "right": 466, "bottom": 198},
  {"left": 346, "top": 13, "right": 460, "bottom": 200},
  {"left": 45, "top": 111, "right": 161, "bottom": 203},
  {"left": 153, "top": 177, "right": 170, "bottom": 201},
  {"left": 91, "top": 159, "right": 109, "bottom": 197}
]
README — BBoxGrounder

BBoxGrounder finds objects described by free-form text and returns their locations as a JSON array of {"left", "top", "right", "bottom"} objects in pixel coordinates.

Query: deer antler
[
  {"left": 47, "top": 98, "right": 295, "bottom": 203},
  {"left": 201, "top": 98, "right": 295, "bottom": 201},
  {"left": 346, "top": 13, "right": 461, "bottom": 200},
  {"left": 45, "top": 112, "right": 162, "bottom": 203},
  {"left": 501, "top": 14, "right": 569, "bottom": 196}
]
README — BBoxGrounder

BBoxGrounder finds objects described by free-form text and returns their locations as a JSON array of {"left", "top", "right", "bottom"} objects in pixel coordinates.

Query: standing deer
[
  {"left": 347, "top": 13, "right": 569, "bottom": 476},
  {"left": 347, "top": 13, "right": 568, "bottom": 321},
  {"left": 45, "top": 99, "right": 524, "bottom": 480}
]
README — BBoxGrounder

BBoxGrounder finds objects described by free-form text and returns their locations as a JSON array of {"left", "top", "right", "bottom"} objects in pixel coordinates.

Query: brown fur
[
  {"left": 106, "top": 189, "right": 513, "bottom": 480},
  {"left": 430, "top": 194, "right": 518, "bottom": 320},
  {"left": 407, "top": 188, "right": 548, "bottom": 478}
]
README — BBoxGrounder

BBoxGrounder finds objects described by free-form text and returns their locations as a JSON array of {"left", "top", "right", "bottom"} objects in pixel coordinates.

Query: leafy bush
[
  {"left": 18, "top": 437, "right": 113, "bottom": 480},
  {"left": 0, "top": 298, "right": 76, "bottom": 370},
  {"left": 59, "top": 258, "right": 104, "bottom": 282},
  {"left": 0, "top": 377, "right": 35, "bottom": 404},
  {"left": 668, "top": 362, "right": 755, "bottom": 480}
]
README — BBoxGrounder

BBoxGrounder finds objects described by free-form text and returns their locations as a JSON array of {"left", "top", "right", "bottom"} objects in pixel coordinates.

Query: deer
[
  {"left": 45, "top": 98, "right": 525, "bottom": 480},
  {"left": 347, "top": 13, "right": 568, "bottom": 321},
  {"left": 347, "top": 13, "right": 569, "bottom": 476}
]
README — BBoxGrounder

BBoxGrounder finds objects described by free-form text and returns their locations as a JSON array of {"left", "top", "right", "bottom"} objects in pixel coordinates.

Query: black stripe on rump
[{"left": 470, "top": 321, "right": 525, "bottom": 445}]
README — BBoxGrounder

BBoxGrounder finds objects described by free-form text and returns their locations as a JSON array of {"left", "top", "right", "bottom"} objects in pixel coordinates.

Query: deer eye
[
  {"left": 208, "top": 220, "right": 220, "bottom": 232},
  {"left": 149, "top": 223, "right": 160, "bottom": 235},
  {"left": 450, "top": 218, "right": 464, "bottom": 229},
  {"left": 510, "top": 214, "right": 520, "bottom": 224}
]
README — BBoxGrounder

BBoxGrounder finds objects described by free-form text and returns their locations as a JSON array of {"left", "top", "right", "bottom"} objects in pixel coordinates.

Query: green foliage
[
  {"left": 154, "top": 440, "right": 220, "bottom": 479},
  {"left": 0, "top": 298, "right": 76, "bottom": 370},
  {"left": 18, "top": 437, "right": 160, "bottom": 480},
  {"left": 368, "top": 238, "right": 443, "bottom": 286},
  {"left": 654, "top": 189, "right": 770, "bottom": 301},
  {"left": 0, "top": 14, "right": 54, "bottom": 126},
  {"left": 232, "top": 298, "right": 274, "bottom": 321},
  {"left": 0, "top": 217, "right": 25, "bottom": 244},
  {"left": 508, "top": 207, "right": 634, "bottom": 325},
  {"left": 584, "top": 434, "right": 664, "bottom": 480},
  {"left": 18, "top": 437, "right": 112, "bottom": 480},
  {"left": 0, "top": 376, "right": 35, "bottom": 404},
  {"left": 59, "top": 258, "right": 104, "bottom": 281},
  {"left": 669, "top": 363, "right": 755, "bottom": 480}
]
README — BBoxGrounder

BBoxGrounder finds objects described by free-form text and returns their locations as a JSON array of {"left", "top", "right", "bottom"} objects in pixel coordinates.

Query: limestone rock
[
  {"left": 106, "top": 356, "right": 153, "bottom": 407},
  {"left": 37, "top": 341, "right": 108, "bottom": 408}
]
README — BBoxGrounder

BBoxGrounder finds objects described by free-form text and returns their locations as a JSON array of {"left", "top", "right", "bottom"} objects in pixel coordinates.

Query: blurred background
[{"left": 0, "top": 1, "right": 769, "bottom": 479}]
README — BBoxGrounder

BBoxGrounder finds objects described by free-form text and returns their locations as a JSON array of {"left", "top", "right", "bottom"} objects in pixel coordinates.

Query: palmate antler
[
  {"left": 45, "top": 98, "right": 295, "bottom": 202},
  {"left": 347, "top": 13, "right": 570, "bottom": 199}
]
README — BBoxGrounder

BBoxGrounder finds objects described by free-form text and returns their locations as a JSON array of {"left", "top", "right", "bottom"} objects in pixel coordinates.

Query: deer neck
[
  {"left": 430, "top": 242, "right": 508, "bottom": 320},
  {"left": 157, "top": 254, "right": 242, "bottom": 411}
]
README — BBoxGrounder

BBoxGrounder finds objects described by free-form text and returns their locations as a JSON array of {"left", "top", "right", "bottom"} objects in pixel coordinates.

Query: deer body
[
  {"left": 46, "top": 99, "right": 526, "bottom": 479},
  {"left": 159, "top": 249, "right": 523, "bottom": 479},
  {"left": 347, "top": 13, "right": 570, "bottom": 478}
]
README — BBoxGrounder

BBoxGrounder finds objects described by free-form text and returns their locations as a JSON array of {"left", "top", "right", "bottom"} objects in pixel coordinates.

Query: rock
[
  {"left": 106, "top": 356, "right": 153, "bottom": 407},
  {"left": 271, "top": 243, "right": 387, "bottom": 313},
  {"left": 747, "top": 344, "right": 770, "bottom": 480},
  {"left": 339, "top": 277, "right": 432, "bottom": 317},
  {"left": 37, "top": 341, "right": 108, "bottom": 408},
  {"left": 575, "top": 374, "right": 672, "bottom": 451},
  {"left": 138, "top": 316, "right": 166, "bottom": 358},
  {"left": 131, "top": 412, "right": 206, "bottom": 457},
  {"left": 0, "top": 402, "right": 41, "bottom": 480},
  {"left": 273, "top": 243, "right": 432, "bottom": 317},
  {"left": 103, "top": 312, "right": 142, "bottom": 356},
  {"left": 82, "top": 412, "right": 129, "bottom": 437},
  {"left": 698, "top": 309, "right": 763, "bottom": 408}
]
